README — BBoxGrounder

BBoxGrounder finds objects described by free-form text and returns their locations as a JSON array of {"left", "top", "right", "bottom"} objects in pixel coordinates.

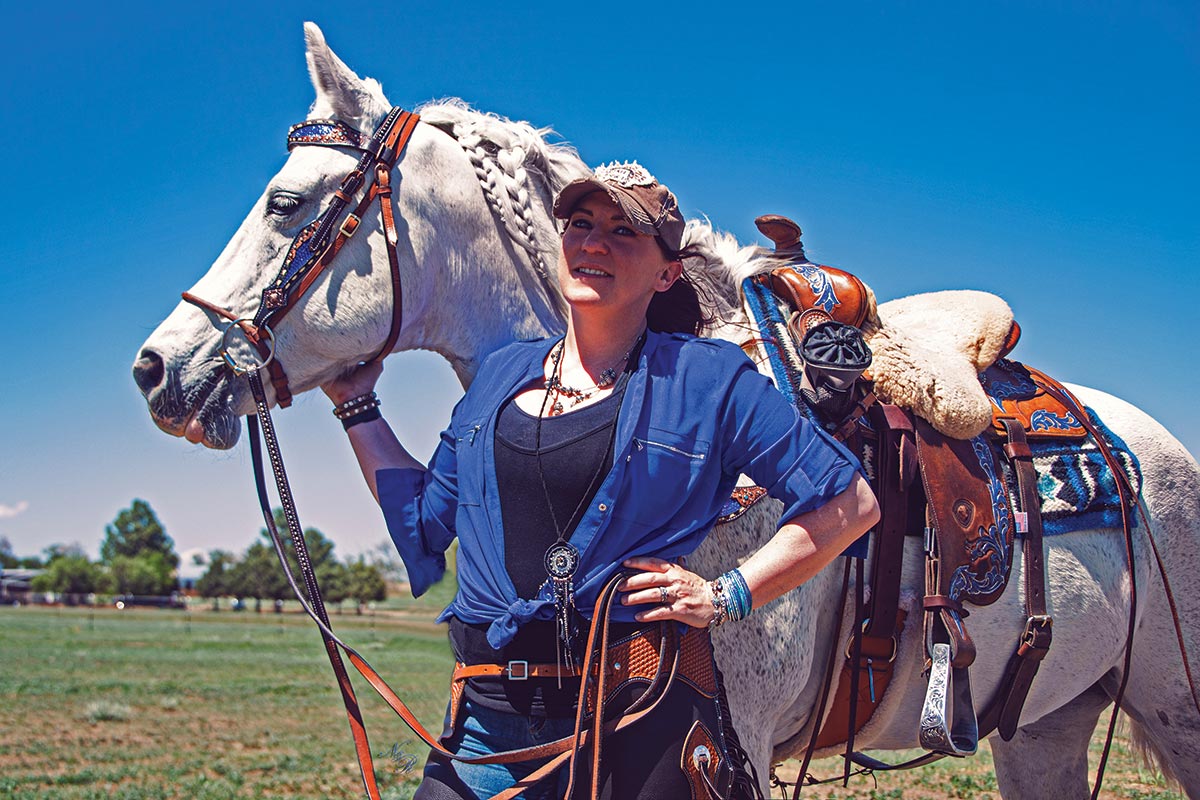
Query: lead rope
[{"left": 787, "top": 558, "right": 852, "bottom": 798}]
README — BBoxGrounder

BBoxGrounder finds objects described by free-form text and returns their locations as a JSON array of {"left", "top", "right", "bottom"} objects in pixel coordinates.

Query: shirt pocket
[
  {"left": 450, "top": 416, "right": 488, "bottom": 500},
  {"left": 613, "top": 427, "right": 710, "bottom": 528},
  {"left": 452, "top": 419, "right": 485, "bottom": 448}
]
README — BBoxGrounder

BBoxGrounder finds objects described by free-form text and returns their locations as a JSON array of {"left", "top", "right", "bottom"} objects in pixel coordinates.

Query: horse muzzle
[{"left": 133, "top": 347, "right": 242, "bottom": 449}]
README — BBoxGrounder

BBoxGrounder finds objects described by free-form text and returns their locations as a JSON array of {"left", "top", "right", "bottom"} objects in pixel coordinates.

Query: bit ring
[{"left": 220, "top": 319, "right": 276, "bottom": 376}]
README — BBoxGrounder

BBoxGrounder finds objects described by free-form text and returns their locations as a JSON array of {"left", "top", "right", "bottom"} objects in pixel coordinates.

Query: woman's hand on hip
[{"left": 618, "top": 556, "right": 714, "bottom": 628}]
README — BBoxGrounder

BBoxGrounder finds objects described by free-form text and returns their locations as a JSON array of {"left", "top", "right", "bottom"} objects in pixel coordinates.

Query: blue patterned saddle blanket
[{"left": 1017, "top": 408, "right": 1140, "bottom": 535}]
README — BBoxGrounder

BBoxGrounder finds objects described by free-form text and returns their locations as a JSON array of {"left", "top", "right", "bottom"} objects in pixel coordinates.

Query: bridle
[{"left": 181, "top": 106, "right": 420, "bottom": 406}]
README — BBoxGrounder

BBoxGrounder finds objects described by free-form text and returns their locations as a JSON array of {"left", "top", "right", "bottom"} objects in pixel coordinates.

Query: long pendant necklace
[{"left": 535, "top": 330, "right": 644, "bottom": 678}]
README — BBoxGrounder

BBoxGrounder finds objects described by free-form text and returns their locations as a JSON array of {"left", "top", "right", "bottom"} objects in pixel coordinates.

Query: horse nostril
[{"left": 133, "top": 349, "right": 166, "bottom": 395}]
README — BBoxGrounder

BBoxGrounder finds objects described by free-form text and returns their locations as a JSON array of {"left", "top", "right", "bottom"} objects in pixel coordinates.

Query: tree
[
  {"left": 196, "top": 550, "right": 235, "bottom": 608},
  {"left": 31, "top": 554, "right": 109, "bottom": 599},
  {"left": 365, "top": 539, "right": 407, "bottom": 584},
  {"left": 320, "top": 562, "right": 352, "bottom": 612},
  {"left": 344, "top": 558, "right": 387, "bottom": 614},
  {"left": 222, "top": 509, "right": 347, "bottom": 612},
  {"left": 101, "top": 500, "right": 179, "bottom": 568},
  {"left": 0, "top": 537, "right": 16, "bottom": 569},
  {"left": 262, "top": 508, "right": 344, "bottom": 602},
  {"left": 226, "top": 541, "right": 285, "bottom": 612},
  {"left": 42, "top": 543, "right": 87, "bottom": 564},
  {"left": 109, "top": 552, "right": 176, "bottom": 596}
]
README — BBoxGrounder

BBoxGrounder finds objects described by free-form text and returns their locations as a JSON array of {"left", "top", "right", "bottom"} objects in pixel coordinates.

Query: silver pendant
[
  {"left": 545, "top": 543, "right": 580, "bottom": 579},
  {"left": 545, "top": 543, "right": 580, "bottom": 674}
]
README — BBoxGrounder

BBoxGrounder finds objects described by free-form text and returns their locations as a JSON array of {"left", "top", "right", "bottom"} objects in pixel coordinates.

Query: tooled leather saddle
[{"left": 736, "top": 214, "right": 1134, "bottom": 762}]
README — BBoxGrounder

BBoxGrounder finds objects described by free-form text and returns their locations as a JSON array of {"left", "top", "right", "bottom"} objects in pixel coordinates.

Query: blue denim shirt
[{"left": 378, "top": 330, "right": 861, "bottom": 648}]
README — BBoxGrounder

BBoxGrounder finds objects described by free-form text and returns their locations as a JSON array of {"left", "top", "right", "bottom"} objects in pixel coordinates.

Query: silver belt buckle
[{"left": 506, "top": 660, "right": 529, "bottom": 680}]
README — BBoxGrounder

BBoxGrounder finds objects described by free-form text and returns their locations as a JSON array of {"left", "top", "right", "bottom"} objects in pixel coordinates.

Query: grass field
[{"left": 0, "top": 604, "right": 1183, "bottom": 799}]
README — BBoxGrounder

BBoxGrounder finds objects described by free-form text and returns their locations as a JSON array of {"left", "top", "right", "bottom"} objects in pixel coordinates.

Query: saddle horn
[{"left": 755, "top": 214, "right": 805, "bottom": 257}]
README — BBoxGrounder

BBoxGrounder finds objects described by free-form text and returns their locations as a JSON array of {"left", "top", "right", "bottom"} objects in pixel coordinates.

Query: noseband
[{"left": 182, "top": 106, "right": 420, "bottom": 406}]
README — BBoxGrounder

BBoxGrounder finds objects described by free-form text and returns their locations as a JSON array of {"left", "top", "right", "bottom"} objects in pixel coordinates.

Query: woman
[{"left": 323, "top": 161, "right": 880, "bottom": 799}]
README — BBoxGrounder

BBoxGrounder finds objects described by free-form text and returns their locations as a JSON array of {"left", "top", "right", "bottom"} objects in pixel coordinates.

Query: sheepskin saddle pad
[
  {"left": 867, "top": 290, "right": 1020, "bottom": 439},
  {"left": 735, "top": 274, "right": 1142, "bottom": 536},
  {"left": 743, "top": 263, "right": 1017, "bottom": 439}
]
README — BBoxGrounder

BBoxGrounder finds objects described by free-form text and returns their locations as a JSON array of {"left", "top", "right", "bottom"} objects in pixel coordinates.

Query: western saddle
[{"left": 743, "top": 214, "right": 1124, "bottom": 770}]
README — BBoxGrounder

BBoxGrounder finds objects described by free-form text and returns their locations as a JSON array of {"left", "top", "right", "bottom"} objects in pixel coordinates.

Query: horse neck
[{"left": 390, "top": 127, "right": 566, "bottom": 386}]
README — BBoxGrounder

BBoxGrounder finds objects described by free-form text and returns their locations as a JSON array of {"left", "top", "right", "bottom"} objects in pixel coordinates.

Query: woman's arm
[
  {"left": 619, "top": 471, "right": 879, "bottom": 628},
  {"left": 324, "top": 361, "right": 460, "bottom": 596},
  {"left": 322, "top": 362, "right": 425, "bottom": 502}
]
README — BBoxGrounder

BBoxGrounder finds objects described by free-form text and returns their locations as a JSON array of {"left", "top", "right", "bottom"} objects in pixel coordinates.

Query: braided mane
[{"left": 418, "top": 100, "right": 585, "bottom": 318}]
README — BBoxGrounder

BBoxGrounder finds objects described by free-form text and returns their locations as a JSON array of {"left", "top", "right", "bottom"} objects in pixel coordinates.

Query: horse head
[{"left": 133, "top": 23, "right": 580, "bottom": 449}]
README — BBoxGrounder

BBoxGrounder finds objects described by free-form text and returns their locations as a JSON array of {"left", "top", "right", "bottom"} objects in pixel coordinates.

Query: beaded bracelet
[
  {"left": 332, "top": 391, "right": 379, "bottom": 420},
  {"left": 708, "top": 568, "right": 753, "bottom": 628}
]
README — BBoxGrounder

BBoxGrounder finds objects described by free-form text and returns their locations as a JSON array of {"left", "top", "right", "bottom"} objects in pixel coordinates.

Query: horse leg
[
  {"left": 1089, "top": 389, "right": 1200, "bottom": 795},
  {"left": 990, "top": 682, "right": 1110, "bottom": 800},
  {"left": 1109, "top": 544, "right": 1200, "bottom": 796}
]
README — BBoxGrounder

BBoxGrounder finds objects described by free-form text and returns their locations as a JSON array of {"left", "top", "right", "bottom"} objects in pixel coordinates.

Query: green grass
[
  {"left": 777, "top": 726, "right": 1184, "bottom": 800},
  {"left": 1, "top": 605, "right": 452, "bottom": 799},
  {"left": 2, "top": 600, "right": 1186, "bottom": 799}
]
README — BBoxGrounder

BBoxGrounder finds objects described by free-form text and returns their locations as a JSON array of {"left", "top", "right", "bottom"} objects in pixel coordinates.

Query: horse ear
[{"left": 303, "top": 22, "right": 389, "bottom": 123}]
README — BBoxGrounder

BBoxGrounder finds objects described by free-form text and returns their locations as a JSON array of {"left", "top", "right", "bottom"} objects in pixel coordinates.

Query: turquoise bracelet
[{"left": 709, "top": 568, "right": 753, "bottom": 628}]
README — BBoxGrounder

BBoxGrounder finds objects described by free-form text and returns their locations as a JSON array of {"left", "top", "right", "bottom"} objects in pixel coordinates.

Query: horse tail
[{"left": 1126, "top": 715, "right": 1184, "bottom": 791}]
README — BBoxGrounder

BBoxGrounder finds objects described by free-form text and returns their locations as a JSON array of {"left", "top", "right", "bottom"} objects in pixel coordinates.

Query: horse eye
[{"left": 267, "top": 192, "right": 303, "bottom": 217}]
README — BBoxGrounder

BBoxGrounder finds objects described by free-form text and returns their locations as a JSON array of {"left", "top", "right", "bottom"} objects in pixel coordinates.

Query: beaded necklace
[{"left": 544, "top": 337, "right": 641, "bottom": 416}]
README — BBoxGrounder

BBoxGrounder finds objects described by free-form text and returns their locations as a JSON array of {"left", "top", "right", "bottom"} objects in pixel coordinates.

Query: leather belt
[
  {"left": 454, "top": 660, "right": 577, "bottom": 681},
  {"left": 451, "top": 627, "right": 719, "bottom": 694}
]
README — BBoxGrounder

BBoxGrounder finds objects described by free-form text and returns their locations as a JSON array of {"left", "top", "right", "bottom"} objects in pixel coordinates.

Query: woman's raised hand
[
  {"left": 321, "top": 361, "right": 385, "bottom": 406},
  {"left": 618, "top": 556, "right": 716, "bottom": 629}
]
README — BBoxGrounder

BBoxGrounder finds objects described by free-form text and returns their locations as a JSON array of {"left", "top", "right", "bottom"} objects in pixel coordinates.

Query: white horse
[{"left": 133, "top": 24, "right": 1200, "bottom": 798}]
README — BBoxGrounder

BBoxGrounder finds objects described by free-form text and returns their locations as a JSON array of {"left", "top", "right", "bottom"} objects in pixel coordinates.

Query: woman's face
[{"left": 557, "top": 192, "right": 682, "bottom": 318}]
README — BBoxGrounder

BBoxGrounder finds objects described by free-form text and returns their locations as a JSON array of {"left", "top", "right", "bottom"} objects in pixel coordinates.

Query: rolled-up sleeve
[
  {"left": 718, "top": 362, "right": 862, "bottom": 526},
  {"left": 376, "top": 425, "right": 460, "bottom": 598}
]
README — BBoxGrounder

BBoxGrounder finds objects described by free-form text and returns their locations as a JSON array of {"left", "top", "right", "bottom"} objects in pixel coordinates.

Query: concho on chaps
[{"left": 680, "top": 720, "right": 730, "bottom": 800}]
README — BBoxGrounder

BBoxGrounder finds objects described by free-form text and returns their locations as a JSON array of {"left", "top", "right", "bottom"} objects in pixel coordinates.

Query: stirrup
[{"left": 919, "top": 643, "right": 979, "bottom": 756}]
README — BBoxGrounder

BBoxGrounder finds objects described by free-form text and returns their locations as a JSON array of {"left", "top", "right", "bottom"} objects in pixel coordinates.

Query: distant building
[{"left": 0, "top": 568, "right": 43, "bottom": 604}]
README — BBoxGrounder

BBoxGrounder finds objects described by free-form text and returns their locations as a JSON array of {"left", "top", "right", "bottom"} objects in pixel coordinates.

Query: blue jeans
[{"left": 415, "top": 697, "right": 575, "bottom": 800}]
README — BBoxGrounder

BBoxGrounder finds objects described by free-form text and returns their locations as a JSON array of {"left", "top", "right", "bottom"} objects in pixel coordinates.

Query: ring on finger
[{"left": 659, "top": 586, "right": 670, "bottom": 605}]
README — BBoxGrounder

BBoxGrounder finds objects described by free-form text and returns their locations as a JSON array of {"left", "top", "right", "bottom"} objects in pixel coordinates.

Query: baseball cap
[{"left": 552, "top": 161, "right": 686, "bottom": 254}]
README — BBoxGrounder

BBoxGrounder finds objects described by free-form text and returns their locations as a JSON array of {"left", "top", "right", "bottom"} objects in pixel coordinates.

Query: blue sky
[{"left": 1, "top": 1, "right": 1196, "bottom": 562}]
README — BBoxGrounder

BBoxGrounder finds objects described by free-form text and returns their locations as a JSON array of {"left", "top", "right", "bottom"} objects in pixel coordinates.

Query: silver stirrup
[{"left": 919, "top": 642, "right": 979, "bottom": 756}]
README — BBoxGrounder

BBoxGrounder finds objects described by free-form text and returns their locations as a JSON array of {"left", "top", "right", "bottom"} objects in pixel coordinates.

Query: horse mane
[
  {"left": 417, "top": 98, "right": 587, "bottom": 194},
  {"left": 417, "top": 99, "right": 588, "bottom": 317},
  {"left": 415, "top": 98, "right": 779, "bottom": 334},
  {"left": 679, "top": 219, "right": 786, "bottom": 336}
]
